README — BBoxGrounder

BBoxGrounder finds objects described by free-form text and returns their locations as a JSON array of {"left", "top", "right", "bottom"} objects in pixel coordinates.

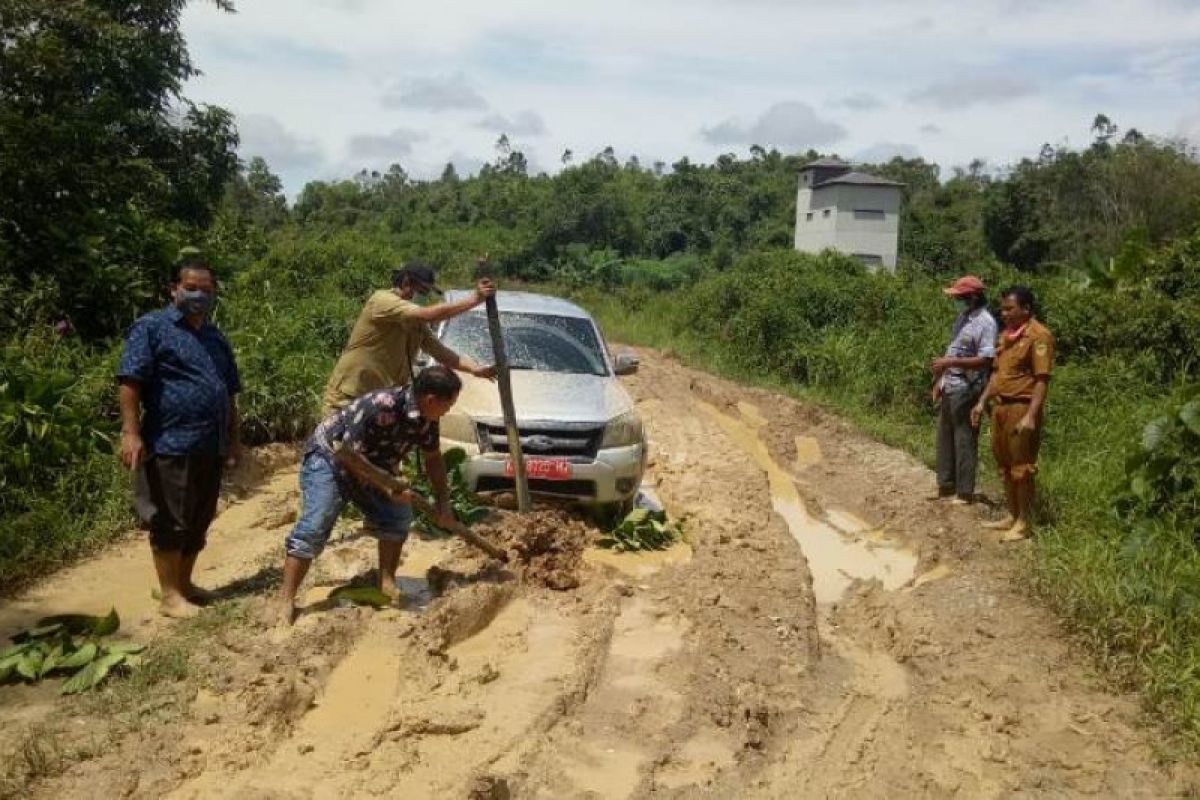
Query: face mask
[{"left": 177, "top": 289, "right": 213, "bottom": 317}]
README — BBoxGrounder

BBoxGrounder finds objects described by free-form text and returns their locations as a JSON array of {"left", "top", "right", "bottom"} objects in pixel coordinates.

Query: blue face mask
[{"left": 177, "top": 288, "right": 213, "bottom": 317}]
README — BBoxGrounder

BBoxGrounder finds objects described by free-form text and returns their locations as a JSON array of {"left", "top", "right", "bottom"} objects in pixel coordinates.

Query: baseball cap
[
  {"left": 392, "top": 262, "right": 443, "bottom": 295},
  {"left": 943, "top": 275, "right": 986, "bottom": 297}
]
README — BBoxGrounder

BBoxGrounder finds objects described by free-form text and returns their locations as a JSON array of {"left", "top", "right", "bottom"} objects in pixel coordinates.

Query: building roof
[
  {"left": 814, "top": 170, "right": 904, "bottom": 188},
  {"left": 800, "top": 156, "right": 851, "bottom": 170}
]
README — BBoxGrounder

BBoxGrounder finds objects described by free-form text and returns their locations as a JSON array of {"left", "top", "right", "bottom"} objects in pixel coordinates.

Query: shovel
[{"left": 335, "top": 449, "right": 509, "bottom": 563}]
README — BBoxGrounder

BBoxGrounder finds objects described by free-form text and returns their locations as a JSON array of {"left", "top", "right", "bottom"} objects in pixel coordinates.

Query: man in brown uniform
[
  {"left": 322, "top": 262, "right": 496, "bottom": 413},
  {"left": 971, "top": 286, "right": 1054, "bottom": 542}
]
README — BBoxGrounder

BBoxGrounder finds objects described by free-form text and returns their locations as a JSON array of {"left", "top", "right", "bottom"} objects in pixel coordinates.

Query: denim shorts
[{"left": 285, "top": 449, "right": 411, "bottom": 560}]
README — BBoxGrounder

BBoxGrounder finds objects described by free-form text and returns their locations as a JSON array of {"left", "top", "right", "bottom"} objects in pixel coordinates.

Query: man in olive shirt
[
  {"left": 322, "top": 262, "right": 496, "bottom": 412},
  {"left": 971, "top": 286, "right": 1054, "bottom": 542}
]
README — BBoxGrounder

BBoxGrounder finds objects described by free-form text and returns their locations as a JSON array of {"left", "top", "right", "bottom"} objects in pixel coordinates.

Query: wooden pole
[{"left": 484, "top": 291, "right": 532, "bottom": 512}]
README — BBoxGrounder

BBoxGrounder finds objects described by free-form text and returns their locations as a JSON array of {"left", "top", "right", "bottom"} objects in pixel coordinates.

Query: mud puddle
[
  {"left": 697, "top": 400, "right": 916, "bottom": 604},
  {"left": 0, "top": 468, "right": 298, "bottom": 643}
]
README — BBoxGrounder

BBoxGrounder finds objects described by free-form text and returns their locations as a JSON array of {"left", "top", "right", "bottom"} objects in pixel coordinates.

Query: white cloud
[
  {"left": 854, "top": 142, "right": 921, "bottom": 163},
  {"left": 477, "top": 110, "right": 548, "bottom": 137},
  {"left": 180, "top": 0, "right": 1200, "bottom": 193},
  {"left": 701, "top": 102, "right": 846, "bottom": 149},
  {"left": 920, "top": 123, "right": 944, "bottom": 135},
  {"left": 235, "top": 113, "right": 324, "bottom": 172},
  {"left": 910, "top": 75, "right": 1037, "bottom": 109},
  {"left": 347, "top": 127, "right": 429, "bottom": 160},
  {"left": 381, "top": 73, "right": 487, "bottom": 111},
  {"left": 832, "top": 92, "right": 884, "bottom": 111}
]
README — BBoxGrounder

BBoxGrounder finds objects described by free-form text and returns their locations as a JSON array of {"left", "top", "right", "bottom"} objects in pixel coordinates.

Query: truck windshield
[{"left": 439, "top": 311, "right": 609, "bottom": 377}]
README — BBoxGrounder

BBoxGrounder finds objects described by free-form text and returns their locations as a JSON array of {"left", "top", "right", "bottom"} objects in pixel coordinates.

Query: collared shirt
[
  {"left": 991, "top": 319, "right": 1055, "bottom": 400},
  {"left": 941, "top": 306, "right": 998, "bottom": 393},
  {"left": 320, "top": 290, "right": 458, "bottom": 413},
  {"left": 116, "top": 305, "right": 241, "bottom": 456},
  {"left": 308, "top": 386, "right": 439, "bottom": 476}
]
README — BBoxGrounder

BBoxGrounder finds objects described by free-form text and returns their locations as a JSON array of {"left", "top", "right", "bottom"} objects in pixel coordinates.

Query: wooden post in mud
[{"left": 478, "top": 258, "right": 531, "bottom": 513}]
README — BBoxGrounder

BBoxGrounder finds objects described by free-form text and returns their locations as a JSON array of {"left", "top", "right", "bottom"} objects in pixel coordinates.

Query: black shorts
[{"left": 133, "top": 453, "right": 223, "bottom": 554}]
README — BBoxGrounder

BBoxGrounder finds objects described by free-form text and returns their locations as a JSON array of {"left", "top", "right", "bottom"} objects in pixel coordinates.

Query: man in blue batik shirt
[
  {"left": 117, "top": 256, "right": 241, "bottom": 618},
  {"left": 929, "top": 275, "right": 997, "bottom": 505}
]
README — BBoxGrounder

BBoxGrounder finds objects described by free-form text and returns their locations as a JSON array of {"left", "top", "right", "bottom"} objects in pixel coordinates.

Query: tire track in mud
[{"left": 663, "top": 350, "right": 1197, "bottom": 798}]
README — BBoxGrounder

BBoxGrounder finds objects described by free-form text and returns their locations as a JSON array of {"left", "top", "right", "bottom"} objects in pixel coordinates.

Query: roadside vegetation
[{"left": 2, "top": 0, "right": 1199, "bottom": 757}]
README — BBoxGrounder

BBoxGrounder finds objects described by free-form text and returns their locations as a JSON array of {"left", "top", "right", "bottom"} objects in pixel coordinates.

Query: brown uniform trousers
[{"left": 988, "top": 320, "right": 1054, "bottom": 482}]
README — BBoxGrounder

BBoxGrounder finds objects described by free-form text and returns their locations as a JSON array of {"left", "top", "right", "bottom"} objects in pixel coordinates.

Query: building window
[
  {"left": 853, "top": 253, "right": 884, "bottom": 267},
  {"left": 805, "top": 212, "right": 813, "bottom": 221},
  {"left": 854, "top": 209, "right": 886, "bottom": 220},
  {"left": 822, "top": 209, "right": 831, "bottom": 218}
]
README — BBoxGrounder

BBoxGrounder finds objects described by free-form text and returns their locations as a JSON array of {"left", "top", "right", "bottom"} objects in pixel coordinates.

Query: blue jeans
[{"left": 285, "top": 450, "right": 411, "bottom": 560}]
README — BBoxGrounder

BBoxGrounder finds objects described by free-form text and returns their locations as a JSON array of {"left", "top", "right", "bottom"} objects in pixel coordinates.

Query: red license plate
[{"left": 505, "top": 458, "right": 573, "bottom": 481}]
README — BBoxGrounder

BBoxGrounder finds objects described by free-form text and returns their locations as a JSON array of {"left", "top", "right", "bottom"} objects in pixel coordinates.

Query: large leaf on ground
[
  {"left": 102, "top": 642, "right": 145, "bottom": 656},
  {"left": 0, "top": 641, "right": 36, "bottom": 660},
  {"left": 16, "top": 649, "right": 44, "bottom": 680},
  {"left": 328, "top": 585, "right": 393, "bottom": 608},
  {"left": 10, "top": 622, "right": 64, "bottom": 643},
  {"left": 36, "top": 608, "right": 120, "bottom": 637},
  {"left": 56, "top": 642, "right": 98, "bottom": 671},
  {"left": 38, "top": 644, "right": 65, "bottom": 677},
  {"left": 60, "top": 652, "right": 126, "bottom": 695}
]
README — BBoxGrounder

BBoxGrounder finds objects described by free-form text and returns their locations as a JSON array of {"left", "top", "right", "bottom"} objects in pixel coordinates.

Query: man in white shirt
[{"left": 929, "top": 275, "right": 998, "bottom": 504}]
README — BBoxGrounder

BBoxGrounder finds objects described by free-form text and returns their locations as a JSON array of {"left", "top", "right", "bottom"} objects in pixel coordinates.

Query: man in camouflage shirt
[{"left": 276, "top": 365, "right": 462, "bottom": 624}]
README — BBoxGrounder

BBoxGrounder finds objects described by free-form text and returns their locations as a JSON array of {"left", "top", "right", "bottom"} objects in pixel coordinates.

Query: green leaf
[
  {"left": 60, "top": 652, "right": 125, "bottom": 695},
  {"left": 16, "top": 649, "right": 44, "bottom": 681},
  {"left": 38, "top": 644, "right": 65, "bottom": 678},
  {"left": 0, "top": 641, "right": 36, "bottom": 660},
  {"left": 11, "top": 622, "right": 64, "bottom": 643},
  {"left": 623, "top": 508, "right": 650, "bottom": 526},
  {"left": 102, "top": 642, "right": 145, "bottom": 656},
  {"left": 1130, "top": 474, "right": 1154, "bottom": 502},
  {"left": 60, "top": 661, "right": 100, "bottom": 695},
  {"left": 1180, "top": 401, "right": 1200, "bottom": 436},
  {"left": 37, "top": 608, "right": 120, "bottom": 637},
  {"left": 57, "top": 642, "right": 98, "bottom": 671},
  {"left": 1142, "top": 417, "right": 1172, "bottom": 453},
  {"left": 443, "top": 447, "right": 468, "bottom": 472},
  {"left": 328, "top": 585, "right": 393, "bottom": 608}
]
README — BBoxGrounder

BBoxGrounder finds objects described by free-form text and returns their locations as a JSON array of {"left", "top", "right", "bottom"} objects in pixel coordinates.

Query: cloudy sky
[{"left": 181, "top": 0, "right": 1200, "bottom": 194}]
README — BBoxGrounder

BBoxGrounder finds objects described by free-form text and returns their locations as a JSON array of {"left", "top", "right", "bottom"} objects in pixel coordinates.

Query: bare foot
[
  {"left": 159, "top": 595, "right": 200, "bottom": 619},
  {"left": 268, "top": 600, "right": 297, "bottom": 628},
  {"left": 1000, "top": 521, "right": 1030, "bottom": 542},
  {"left": 380, "top": 580, "right": 402, "bottom": 606},
  {"left": 185, "top": 585, "right": 220, "bottom": 606},
  {"left": 982, "top": 516, "right": 1016, "bottom": 530}
]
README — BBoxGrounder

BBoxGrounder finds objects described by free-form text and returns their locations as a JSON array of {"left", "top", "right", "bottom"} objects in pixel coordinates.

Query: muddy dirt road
[{"left": 2, "top": 349, "right": 1195, "bottom": 798}]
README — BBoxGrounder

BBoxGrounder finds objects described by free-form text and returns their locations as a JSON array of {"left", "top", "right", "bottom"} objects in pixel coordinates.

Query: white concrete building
[{"left": 793, "top": 157, "right": 904, "bottom": 271}]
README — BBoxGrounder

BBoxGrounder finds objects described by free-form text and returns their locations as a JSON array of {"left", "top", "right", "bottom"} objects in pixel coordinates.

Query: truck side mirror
[{"left": 614, "top": 352, "right": 639, "bottom": 376}]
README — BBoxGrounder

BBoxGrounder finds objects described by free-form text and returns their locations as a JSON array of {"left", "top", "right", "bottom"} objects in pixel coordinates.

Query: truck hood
[{"left": 452, "top": 370, "right": 635, "bottom": 426}]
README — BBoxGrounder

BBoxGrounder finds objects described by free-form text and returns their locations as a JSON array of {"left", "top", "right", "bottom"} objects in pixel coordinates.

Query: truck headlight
[
  {"left": 440, "top": 413, "right": 477, "bottom": 445},
  {"left": 600, "top": 410, "right": 643, "bottom": 449}
]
